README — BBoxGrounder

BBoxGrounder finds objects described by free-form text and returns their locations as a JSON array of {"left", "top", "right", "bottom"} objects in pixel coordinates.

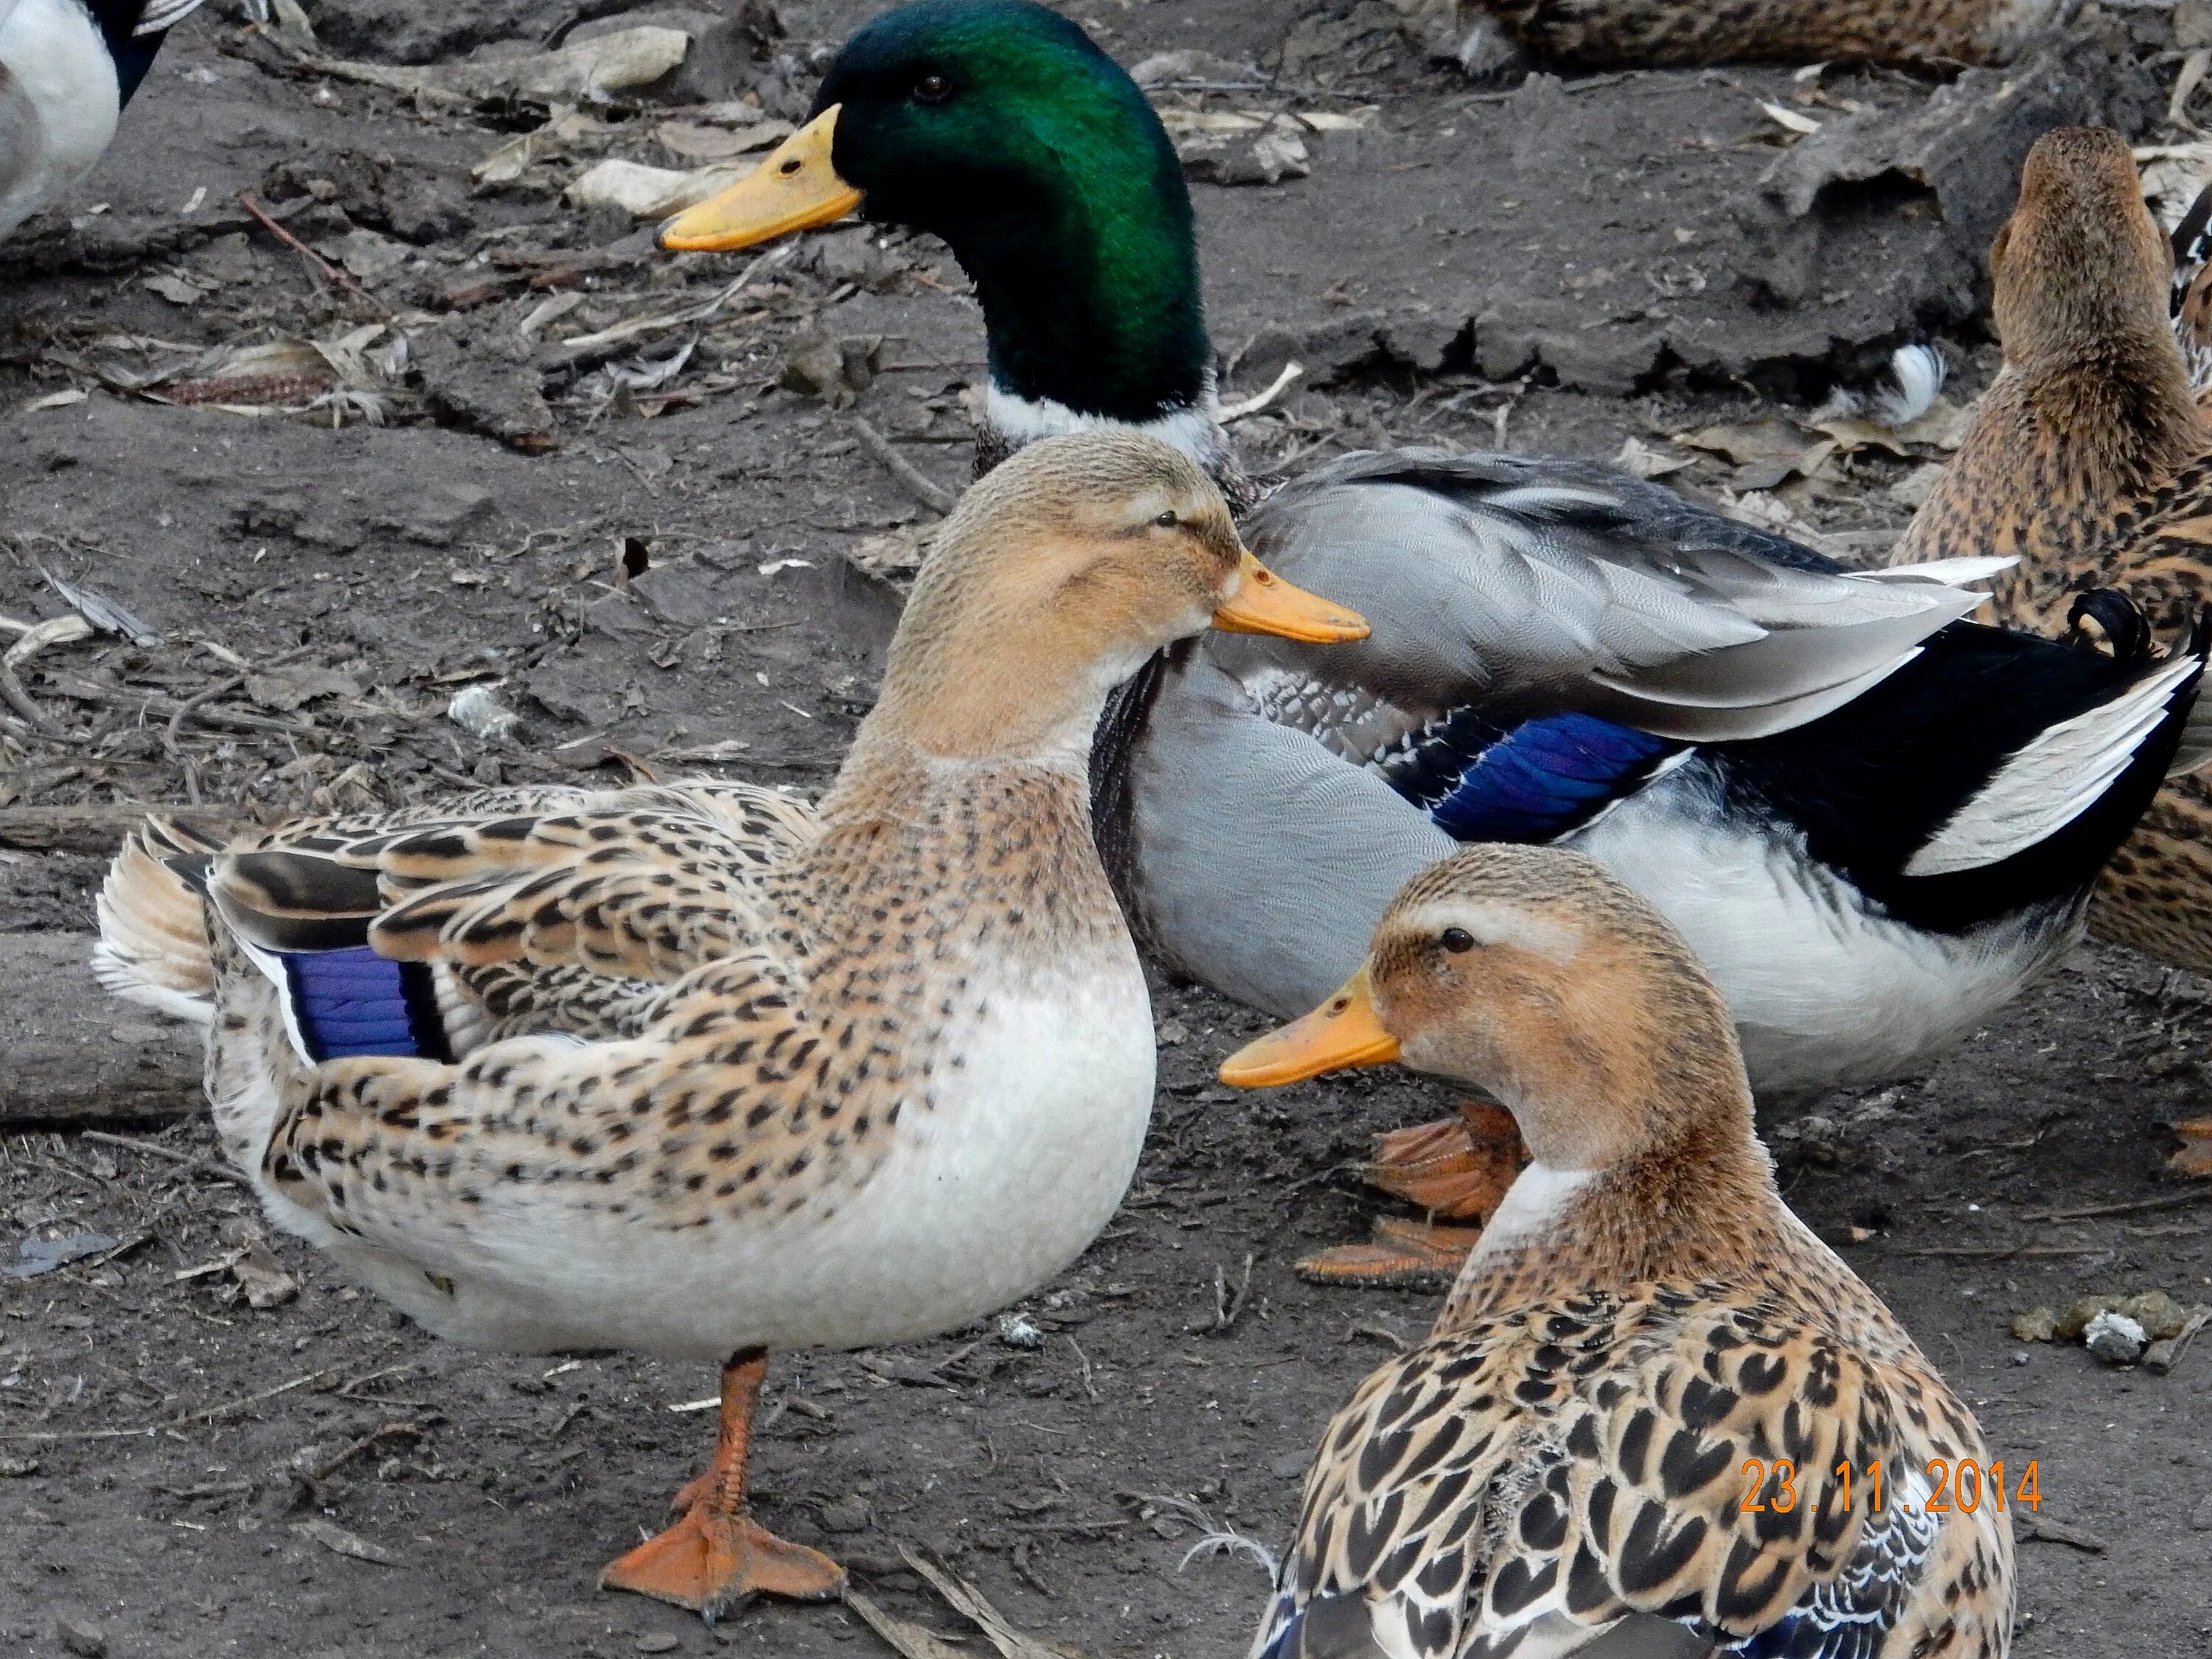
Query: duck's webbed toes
[
  {"left": 1360, "top": 1101, "right": 1526, "bottom": 1218},
  {"left": 599, "top": 1506, "right": 845, "bottom": 1622},
  {"left": 1294, "top": 1219, "right": 1484, "bottom": 1290}
]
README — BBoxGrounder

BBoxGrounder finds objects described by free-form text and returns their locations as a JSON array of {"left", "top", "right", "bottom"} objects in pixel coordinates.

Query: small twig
[
  {"left": 78, "top": 1133, "right": 251, "bottom": 1189},
  {"left": 1066, "top": 1335, "right": 1100, "bottom": 1405},
  {"left": 1896, "top": 1245, "right": 2112, "bottom": 1259},
  {"left": 2145, "top": 1308, "right": 2209, "bottom": 1376},
  {"left": 306, "top": 1420, "right": 424, "bottom": 1481},
  {"left": 1346, "top": 1318, "right": 1411, "bottom": 1352},
  {"left": 0, "top": 1368, "right": 340, "bottom": 1443},
  {"left": 1210, "top": 1251, "right": 1256, "bottom": 1333},
  {"left": 237, "top": 192, "right": 392, "bottom": 316},
  {"left": 1220, "top": 362, "right": 1303, "bottom": 422},
  {"left": 165, "top": 674, "right": 246, "bottom": 757},
  {"left": 43, "top": 672, "right": 314, "bottom": 737},
  {"left": 2017, "top": 1512, "right": 2107, "bottom": 1554},
  {"left": 2019, "top": 1189, "right": 2212, "bottom": 1223},
  {"left": 0, "top": 658, "right": 75, "bottom": 742},
  {"left": 335, "top": 1363, "right": 418, "bottom": 1400},
  {"left": 1000, "top": 1516, "right": 1130, "bottom": 1537},
  {"left": 849, "top": 415, "right": 956, "bottom": 514},
  {"left": 844, "top": 1588, "right": 967, "bottom": 1659},
  {"left": 156, "top": 1478, "right": 256, "bottom": 1501}
]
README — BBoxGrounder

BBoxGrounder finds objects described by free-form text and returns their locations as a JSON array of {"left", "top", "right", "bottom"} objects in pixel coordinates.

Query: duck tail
[
  {"left": 1904, "top": 593, "right": 2206, "bottom": 878},
  {"left": 2169, "top": 181, "right": 2212, "bottom": 402},
  {"left": 91, "top": 818, "right": 223, "bottom": 1025}
]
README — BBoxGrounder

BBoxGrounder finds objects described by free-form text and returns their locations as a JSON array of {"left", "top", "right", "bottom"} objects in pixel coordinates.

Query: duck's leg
[
  {"left": 2174, "top": 1116, "right": 2212, "bottom": 1176},
  {"left": 1295, "top": 1102, "right": 1526, "bottom": 1288},
  {"left": 599, "top": 1349, "right": 845, "bottom": 1621}
]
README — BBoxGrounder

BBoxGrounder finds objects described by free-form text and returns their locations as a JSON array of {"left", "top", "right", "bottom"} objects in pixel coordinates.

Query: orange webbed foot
[
  {"left": 599, "top": 1505, "right": 844, "bottom": 1621},
  {"left": 2173, "top": 1116, "right": 2212, "bottom": 1177},
  {"left": 1295, "top": 1220, "right": 1485, "bottom": 1289},
  {"left": 601, "top": 1348, "right": 842, "bottom": 1622},
  {"left": 1361, "top": 1101, "right": 1526, "bottom": 1217},
  {"left": 1299, "top": 1103, "right": 1525, "bottom": 1288}
]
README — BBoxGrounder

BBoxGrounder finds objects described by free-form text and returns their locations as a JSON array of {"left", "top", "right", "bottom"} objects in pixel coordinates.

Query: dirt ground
[{"left": 4, "top": 1, "right": 2211, "bottom": 1655}]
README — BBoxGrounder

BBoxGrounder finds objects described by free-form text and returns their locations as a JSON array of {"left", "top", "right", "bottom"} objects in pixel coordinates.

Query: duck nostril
[
  {"left": 779, "top": 159, "right": 804, "bottom": 176},
  {"left": 1329, "top": 997, "right": 1349, "bottom": 1013}
]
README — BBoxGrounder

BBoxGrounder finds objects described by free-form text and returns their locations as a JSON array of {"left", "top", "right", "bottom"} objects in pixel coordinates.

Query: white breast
[
  {"left": 321, "top": 947, "right": 1160, "bottom": 1361},
  {"left": 0, "top": 0, "right": 122, "bottom": 237}
]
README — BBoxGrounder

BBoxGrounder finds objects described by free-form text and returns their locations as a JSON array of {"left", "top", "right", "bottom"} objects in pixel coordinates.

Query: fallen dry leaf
[
  {"left": 1674, "top": 420, "right": 1807, "bottom": 465},
  {"left": 567, "top": 158, "right": 752, "bottom": 218},
  {"left": 1613, "top": 436, "right": 1695, "bottom": 479},
  {"left": 282, "top": 27, "right": 689, "bottom": 111},
  {"left": 230, "top": 1245, "right": 299, "bottom": 1310},
  {"left": 293, "top": 1517, "right": 397, "bottom": 1565},
  {"left": 654, "top": 118, "right": 793, "bottom": 161}
]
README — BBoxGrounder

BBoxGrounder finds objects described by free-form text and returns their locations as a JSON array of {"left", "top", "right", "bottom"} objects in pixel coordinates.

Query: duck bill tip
[
  {"left": 1217, "top": 970, "right": 1400, "bottom": 1088},
  {"left": 656, "top": 105, "right": 861, "bottom": 254},
  {"left": 1209, "top": 550, "right": 1368, "bottom": 644}
]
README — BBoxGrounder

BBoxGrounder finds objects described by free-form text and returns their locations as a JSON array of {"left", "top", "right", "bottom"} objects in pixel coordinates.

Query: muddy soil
[{"left": 3, "top": 2, "right": 2210, "bottom": 1656}]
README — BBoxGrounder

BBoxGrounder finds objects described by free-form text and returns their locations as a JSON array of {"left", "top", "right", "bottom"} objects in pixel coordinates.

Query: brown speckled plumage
[
  {"left": 1463, "top": 0, "right": 2059, "bottom": 69},
  {"left": 100, "top": 434, "right": 1276, "bottom": 1355},
  {"left": 1891, "top": 127, "right": 2212, "bottom": 972},
  {"left": 1239, "top": 848, "right": 2013, "bottom": 1659},
  {"left": 94, "top": 432, "right": 1354, "bottom": 1617}
]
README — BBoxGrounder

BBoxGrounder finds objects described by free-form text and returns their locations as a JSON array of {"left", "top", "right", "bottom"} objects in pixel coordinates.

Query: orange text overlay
[{"left": 1739, "top": 1458, "right": 2042, "bottom": 1515}]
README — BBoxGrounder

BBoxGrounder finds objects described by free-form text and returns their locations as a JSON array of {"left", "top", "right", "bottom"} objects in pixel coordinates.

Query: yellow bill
[
  {"left": 1219, "top": 967, "right": 1401, "bottom": 1088},
  {"left": 1211, "top": 549, "right": 1368, "bottom": 644},
  {"left": 658, "top": 106, "right": 862, "bottom": 252}
]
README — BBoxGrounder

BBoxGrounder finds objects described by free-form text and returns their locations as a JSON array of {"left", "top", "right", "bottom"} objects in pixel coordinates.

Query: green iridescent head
[{"left": 664, "top": 0, "right": 1211, "bottom": 424}]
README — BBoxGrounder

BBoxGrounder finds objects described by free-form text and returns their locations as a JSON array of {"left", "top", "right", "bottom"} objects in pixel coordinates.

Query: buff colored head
[
  {"left": 871, "top": 431, "right": 1365, "bottom": 758},
  {"left": 1220, "top": 844, "right": 1749, "bottom": 1172}
]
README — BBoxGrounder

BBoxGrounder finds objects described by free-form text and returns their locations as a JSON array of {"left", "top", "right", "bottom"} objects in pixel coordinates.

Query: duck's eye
[
  {"left": 914, "top": 72, "right": 950, "bottom": 103},
  {"left": 1154, "top": 509, "right": 1178, "bottom": 528},
  {"left": 1441, "top": 927, "right": 1475, "bottom": 953}
]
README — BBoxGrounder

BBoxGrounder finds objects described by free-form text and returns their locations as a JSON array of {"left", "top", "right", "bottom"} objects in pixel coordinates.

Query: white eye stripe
[{"left": 1392, "top": 900, "right": 1581, "bottom": 964}]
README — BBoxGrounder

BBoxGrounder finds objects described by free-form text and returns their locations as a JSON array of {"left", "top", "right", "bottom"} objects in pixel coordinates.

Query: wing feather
[
  {"left": 1230, "top": 451, "right": 1976, "bottom": 743},
  {"left": 1905, "top": 646, "right": 2203, "bottom": 877},
  {"left": 218, "top": 779, "right": 818, "bottom": 984}
]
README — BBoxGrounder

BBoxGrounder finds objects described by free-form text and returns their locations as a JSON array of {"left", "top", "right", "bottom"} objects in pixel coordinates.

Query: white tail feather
[
  {"left": 1872, "top": 344, "right": 1947, "bottom": 429},
  {"left": 91, "top": 827, "right": 216, "bottom": 1026}
]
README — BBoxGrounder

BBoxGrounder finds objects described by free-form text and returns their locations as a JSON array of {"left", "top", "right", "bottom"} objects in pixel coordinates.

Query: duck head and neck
[
  {"left": 660, "top": 0, "right": 1243, "bottom": 494},
  {"left": 1894, "top": 126, "right": 2205, "bottom": 588},
  {"left": 1222, "top": 845, "right": 1794, "bottom": 1328},
  {"left": 853, "top": 429, "right": 1343, "bottom": 771}
]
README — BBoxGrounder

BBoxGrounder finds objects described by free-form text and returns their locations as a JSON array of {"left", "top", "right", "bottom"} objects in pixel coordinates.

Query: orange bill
[
  {"left": 659, "top": 106, "right": 862, "bottom": 253},
  {"left": 1211, "top": 549, "right": 1368, "bottom": 644},
  {"left": 1220, "top": 967, "right": 1400, "bottom": 1088}
]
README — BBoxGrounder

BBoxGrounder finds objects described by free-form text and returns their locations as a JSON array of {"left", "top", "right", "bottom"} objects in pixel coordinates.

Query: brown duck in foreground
[
  {"left": 91, "top": 433, "right": 1366, "bottom": 1621},
  {"left": 1222, "top": 846, "right": 2013, "bottom": 1659}
]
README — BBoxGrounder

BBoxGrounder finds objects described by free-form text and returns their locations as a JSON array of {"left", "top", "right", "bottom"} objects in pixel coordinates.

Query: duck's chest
[{"left": 828, "top": 942, "right": 1157, "bottom": 1338}]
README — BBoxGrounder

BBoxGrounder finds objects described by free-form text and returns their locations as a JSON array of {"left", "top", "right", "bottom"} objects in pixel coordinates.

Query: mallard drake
[
  {"left": 658, "top": 0, "right": 2212, "bottom": 1280},
  {"left": 1438, "top": 0, "right": 2065, "bottom": 70},
  {"left": 1891, "top": 125, "right": 2212, "bottom": 1175},
  {"left": 1, "top": 0, "right": 206, "bottom": 238},
  {"left": 1220, "top": 845, "right": 2014, "bottom": 1659},
  {"left": 90, "top": 432, "right": 1367, "bottom": 1621}
]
